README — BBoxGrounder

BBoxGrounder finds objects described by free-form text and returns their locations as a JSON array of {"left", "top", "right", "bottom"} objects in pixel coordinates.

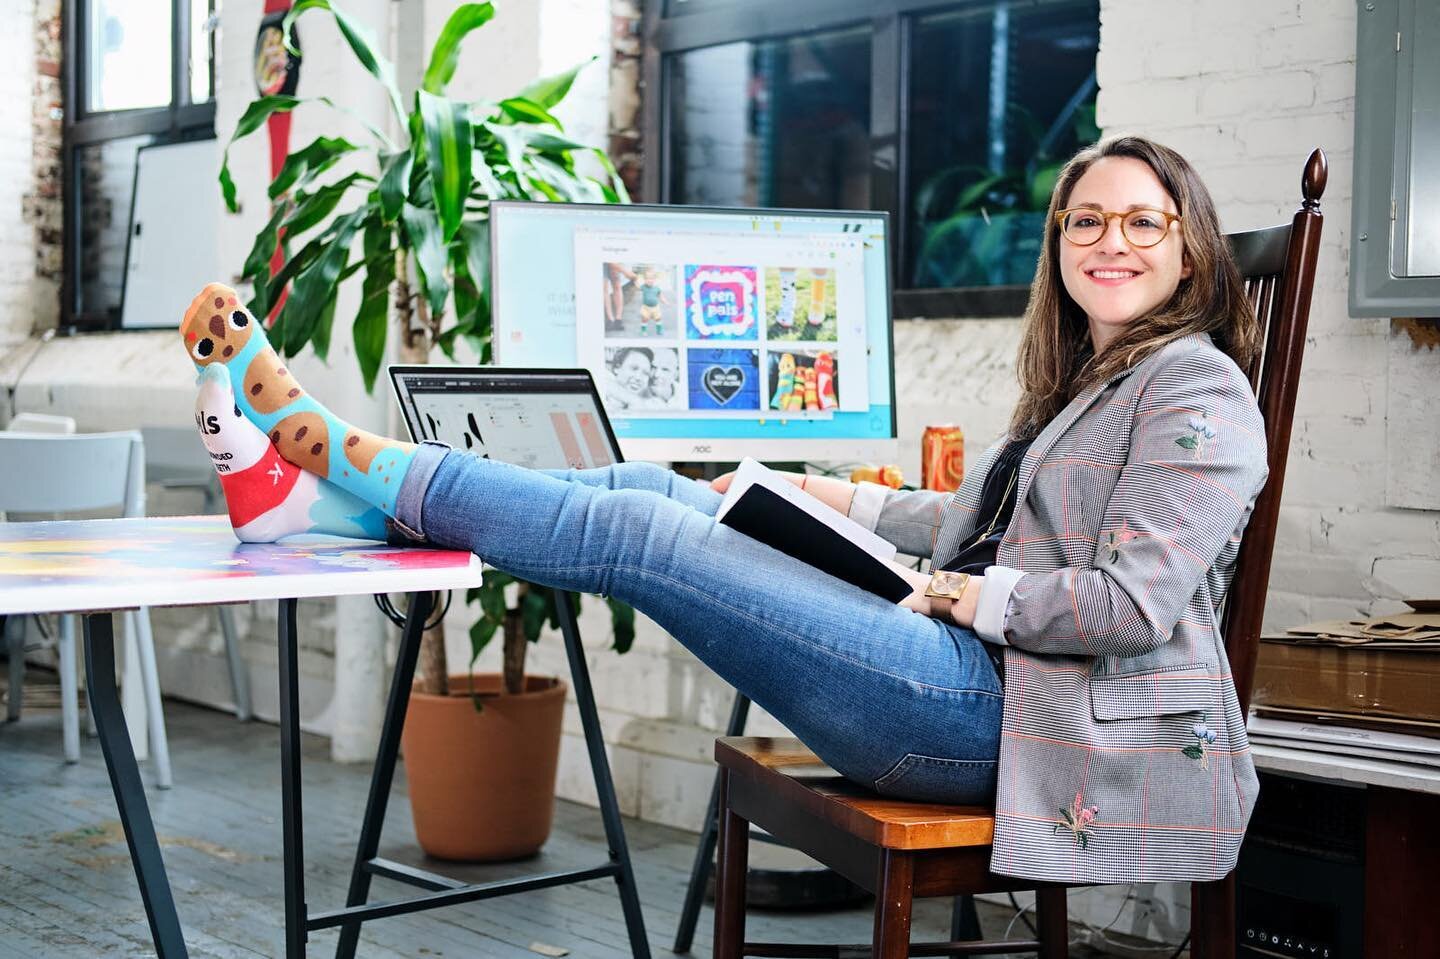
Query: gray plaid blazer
[{"left": 873, "top": 333, "right": 1267, "bottom": 883}]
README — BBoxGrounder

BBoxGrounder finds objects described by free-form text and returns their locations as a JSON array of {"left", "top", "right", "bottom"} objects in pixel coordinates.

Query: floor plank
[{"left": 1, "top": 665, "right": 1168, "bottom": 957}]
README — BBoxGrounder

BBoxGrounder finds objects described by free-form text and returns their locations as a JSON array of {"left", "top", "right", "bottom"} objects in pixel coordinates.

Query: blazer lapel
[{"left": 1013, "top": 365, "right": 1138, "bottom": 512}]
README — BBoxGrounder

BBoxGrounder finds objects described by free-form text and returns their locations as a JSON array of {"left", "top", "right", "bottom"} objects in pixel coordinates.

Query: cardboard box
[{"left": 1253, "top": 638, "right": 1440, "bottom": 724}]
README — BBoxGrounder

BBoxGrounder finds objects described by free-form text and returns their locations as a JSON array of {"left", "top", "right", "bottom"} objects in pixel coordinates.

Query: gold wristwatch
[{"left": 923, "top": 570, "right": 971, "bottom": 621}]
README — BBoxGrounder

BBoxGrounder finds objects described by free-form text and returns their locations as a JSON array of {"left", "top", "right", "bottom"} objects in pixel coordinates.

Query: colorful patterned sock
[
  {"left": 801, "top": 365, "right": 819, "bottom": 410},
  {"left": 180, "top": 282, "right": 418, "bottom": 517},
  {"left": 770, "top": 352, "right": 796, "bottom": 409},
  {"left": 776, "top": 269, "right": 797, "bottom": 328},
  {"left": 194, "top": 364, "right": 388, "bottom": 542},
  {"left": 807, "top": 268, "right": 829, "bottom": 327},
  {"left": 815, "top": 351, "right": 837, "bottom": 410}
]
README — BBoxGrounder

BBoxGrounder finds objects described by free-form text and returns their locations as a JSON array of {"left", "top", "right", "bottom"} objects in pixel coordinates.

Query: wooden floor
[{"left": 0, "top": 671, "right": 1160, "bottom": 958}]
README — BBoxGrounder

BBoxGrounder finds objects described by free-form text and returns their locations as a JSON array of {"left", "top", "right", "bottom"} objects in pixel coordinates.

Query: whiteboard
[{"left": 121, "top": 138, "right": 224, "bottom": 330}]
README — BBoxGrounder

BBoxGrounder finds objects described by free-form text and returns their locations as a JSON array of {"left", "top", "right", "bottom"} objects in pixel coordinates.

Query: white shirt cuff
[
  {"left": 847, "top": 481, "right": 887, "bottom": 532},
  {"left": 973, "top": 565, "right": 1025, "bottom": 646}
]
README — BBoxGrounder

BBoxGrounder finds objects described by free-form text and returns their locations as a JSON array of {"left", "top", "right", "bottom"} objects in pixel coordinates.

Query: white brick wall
[{"left": 0, "top": 0, "right": 37, "bottom": 347}]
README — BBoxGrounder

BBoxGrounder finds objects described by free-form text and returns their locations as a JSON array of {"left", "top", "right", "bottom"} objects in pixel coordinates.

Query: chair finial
[{"left": 1302, "top": 148, "right": 1327, "bottom": 210}]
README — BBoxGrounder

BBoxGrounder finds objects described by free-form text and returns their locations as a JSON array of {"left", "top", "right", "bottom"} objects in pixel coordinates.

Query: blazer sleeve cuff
[
  {"left": 974, "top": 565, "right": 1025, "bottom": 646},
  {"left": 847, "top": 481, "right": 888, "bottom": 532}
]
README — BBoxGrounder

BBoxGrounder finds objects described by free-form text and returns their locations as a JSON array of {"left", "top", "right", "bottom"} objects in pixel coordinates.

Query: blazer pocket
[{"left": 1090, "top": 663, "right": 1216, "bottom": 721}]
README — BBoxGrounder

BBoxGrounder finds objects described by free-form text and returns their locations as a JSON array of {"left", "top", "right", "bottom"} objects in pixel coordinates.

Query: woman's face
[
  {"left": 616, "top": 352, "right": 652, "bottom": 393},
  {"left": 1058, "top": 156, "right": 1191, "bottom": 353}
]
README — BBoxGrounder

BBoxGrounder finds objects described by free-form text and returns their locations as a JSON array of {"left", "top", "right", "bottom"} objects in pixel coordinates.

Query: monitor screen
[
  {"left": 388, "top": 366, "right": 622, "bottom": 471},
  {"left": 489, "top": 201, "right": 897, "bottom": 463}
]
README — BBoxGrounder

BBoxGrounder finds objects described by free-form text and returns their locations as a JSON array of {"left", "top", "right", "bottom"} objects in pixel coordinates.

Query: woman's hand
[
  {"left": 711, "top": 470, "right": 858, "bottom": 516},
  {"left": 898, "top": 569, "right": 985, "bottom": 628}
]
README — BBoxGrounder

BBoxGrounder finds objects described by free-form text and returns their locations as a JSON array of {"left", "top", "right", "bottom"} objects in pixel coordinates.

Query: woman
[{"left": 180, "top": 136, "right": 1265, "bottom": 884}]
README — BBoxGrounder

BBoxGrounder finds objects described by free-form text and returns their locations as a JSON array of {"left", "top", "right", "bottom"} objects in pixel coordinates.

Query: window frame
[
  {"left": 61, "top": 0, "right": 217, "bottom": 331},
  {"left": 640, "top": 0, "right": 1086, "bottom": 319}
]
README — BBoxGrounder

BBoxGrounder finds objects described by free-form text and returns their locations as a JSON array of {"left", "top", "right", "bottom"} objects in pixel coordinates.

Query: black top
[
  {"left": 940, "top": 437, "right": 1033, "bottom": 575},
  {"left": 937, "top": 436, "right": 1032, "bottom": 685}
]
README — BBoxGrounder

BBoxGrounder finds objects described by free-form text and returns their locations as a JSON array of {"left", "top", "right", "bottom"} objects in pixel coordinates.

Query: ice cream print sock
[
  {"left": 181, "top": 282, "right": 418, "bottom": 516},
  {"left": 194, "top": 365, "right": 389, "bottom": 542}
]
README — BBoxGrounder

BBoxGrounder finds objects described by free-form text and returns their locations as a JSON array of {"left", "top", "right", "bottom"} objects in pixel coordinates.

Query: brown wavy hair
[{"left": 1008, "top": 136, "right": 1259, "bottom": 440}]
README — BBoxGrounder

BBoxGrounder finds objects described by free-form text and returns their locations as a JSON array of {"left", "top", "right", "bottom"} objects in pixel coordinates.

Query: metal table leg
[
  {"left": 84, "top": 611, "right": 189, "bottom": 958},
  {"left": 553, "top": 589, "right": 651, "bottom": 959},
  {"left": 332, "top": 590, "right": 434, "bottom": 959},
  {"left": 277, "top": 598, "right": 307, "bottom": 958}
]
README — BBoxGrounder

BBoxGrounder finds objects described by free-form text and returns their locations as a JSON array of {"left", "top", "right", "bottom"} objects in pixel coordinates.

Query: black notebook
[{"left": 716, "top": 458, "right": 914, "bottom": 603}]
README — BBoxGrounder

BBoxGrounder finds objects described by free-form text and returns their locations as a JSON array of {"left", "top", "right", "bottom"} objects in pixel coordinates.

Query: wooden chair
[{"left": 711, "top": 148, "right": 1328, "bottom": 959}]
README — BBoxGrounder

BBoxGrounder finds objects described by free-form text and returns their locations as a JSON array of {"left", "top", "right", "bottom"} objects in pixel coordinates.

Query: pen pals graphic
[
  {"left": 684, "top": 265, "right": 758, "bottom": 340},
  {"left": 687, "top": 349, "right": 760, "bottom": 410}
]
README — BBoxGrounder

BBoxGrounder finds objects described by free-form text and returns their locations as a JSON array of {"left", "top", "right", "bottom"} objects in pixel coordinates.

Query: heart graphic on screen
[{"left": 702, "top": 366, "right": 745, "bottom": 405}]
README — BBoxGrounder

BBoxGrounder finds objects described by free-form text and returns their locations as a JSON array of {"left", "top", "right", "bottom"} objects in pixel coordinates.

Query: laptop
[{"left": 388, "top": 366, "right": 625, "bottom": 470}]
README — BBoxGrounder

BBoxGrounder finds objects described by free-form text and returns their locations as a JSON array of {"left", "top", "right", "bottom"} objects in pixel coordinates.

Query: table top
[{"left": 0, "top": 515, "right": 485, "bottom": 615}]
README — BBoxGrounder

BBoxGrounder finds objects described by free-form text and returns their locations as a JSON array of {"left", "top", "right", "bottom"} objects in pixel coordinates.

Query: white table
[{"left": 0, "top": 515, "right": 484, "bottom": 957}]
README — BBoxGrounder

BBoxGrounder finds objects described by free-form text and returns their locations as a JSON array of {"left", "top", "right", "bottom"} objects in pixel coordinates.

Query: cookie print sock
[
  {"left": 180, "top": 282, "right": 417, "bottom": 517},
  {"left": 801, "top": 365, "right": 819, "bottom": 410},
  {"left": 776, "top": 269, "right": 797, "bottom": 328},
  {"left": 807, "top": 269, "right": 829, "bottom": 327},
  {"left": 194, "top": 364, "right": 388, "bottom": 542},
  {"left": 770, "top": 352, "right": 796, "bottom": 409},
  {"left": 815, "top": 351, "right": 837, "bottom": 410}
]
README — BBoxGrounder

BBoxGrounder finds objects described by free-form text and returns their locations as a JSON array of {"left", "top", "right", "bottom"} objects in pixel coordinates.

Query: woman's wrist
[{"left": 951, "top": 576, "right": 983, "bottom": 627}]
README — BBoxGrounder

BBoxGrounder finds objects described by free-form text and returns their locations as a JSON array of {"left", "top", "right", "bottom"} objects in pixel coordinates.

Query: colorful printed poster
[
  {"left": 684, "top": 265, "right": 758, "bottom": 340},
  {"left": 687, "top": 349, "right": 761, "bottom": 410}
]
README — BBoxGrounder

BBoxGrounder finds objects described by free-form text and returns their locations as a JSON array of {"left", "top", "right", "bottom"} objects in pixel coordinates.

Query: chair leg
[
  {"left": 713, "top": 771, "right": 748, "bottom": 959},
  {"left": 951, "top": 894, "right": 982, "bottom": 941},
  {"left": 1191, "top": 875, "right": 1236, "bottom": 959},
  {"left": 5, "top": 614, "right": 25, "bottom": 722},
  {"left": 216, "top": 604, "right": 252, "bottom": 722},
  {"left": 873, "top": 850, "right": 915, "bottom": 959},
  {"left": 132, "top": 607, "right": 173, "bottom": 789},
  {"left": 1034, "top": 887, "right": 1069, "bottom": 959},
  {"left": 59, "top": 614, "right": 80, "bottom": 762}
]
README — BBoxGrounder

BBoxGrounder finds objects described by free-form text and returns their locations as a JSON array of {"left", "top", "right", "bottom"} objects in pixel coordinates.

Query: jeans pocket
[{"left": 873, "top": 752, "right": 997, "bottom": 805}]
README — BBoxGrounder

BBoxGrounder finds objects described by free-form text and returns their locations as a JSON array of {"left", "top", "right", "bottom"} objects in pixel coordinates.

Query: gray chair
[
  {"left": 0, "top": 430, "right": 173, "bottom": 788},
  {"left": 141, "top": 425, "right": 253, "bottom": 722}
]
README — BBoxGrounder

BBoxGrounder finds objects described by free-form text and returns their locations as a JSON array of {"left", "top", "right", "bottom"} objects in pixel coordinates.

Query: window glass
[
  {"left": 667, "top": 26, "right": 871, "bottom": 210},
  {"left": 906, "top": 1, "right": 1099, "bottom": 289},
  {"left": 76, "top": 135, "right": 156, "bottom": 319},
  {"left": 189, "top": 0, "right": 214, "bottom": 104},
  {"left": 86, "top": 0, "right": 173, "bottom": 112}
]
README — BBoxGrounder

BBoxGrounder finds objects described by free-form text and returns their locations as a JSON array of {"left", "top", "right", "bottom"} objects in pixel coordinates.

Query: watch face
[{"left": 929, "top": 571, "right": 968, "bottom": 597}]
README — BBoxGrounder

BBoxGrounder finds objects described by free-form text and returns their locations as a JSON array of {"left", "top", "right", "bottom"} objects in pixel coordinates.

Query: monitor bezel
[
  {"left": 386, "top": 364, "right": 627, "bottom": 464},
  {"left": 487, "top": 200, "right": 898, "bottom": 463}
]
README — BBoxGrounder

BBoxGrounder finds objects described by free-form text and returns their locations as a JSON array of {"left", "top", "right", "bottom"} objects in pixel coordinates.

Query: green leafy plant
[{"left": 220, "top": 1, "right": 633, "bottom": 697}]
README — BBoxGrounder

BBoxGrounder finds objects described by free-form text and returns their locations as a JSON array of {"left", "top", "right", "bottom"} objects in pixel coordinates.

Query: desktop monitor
[{"left": 489, "top": 201, "right": 897, "bottom": 463}]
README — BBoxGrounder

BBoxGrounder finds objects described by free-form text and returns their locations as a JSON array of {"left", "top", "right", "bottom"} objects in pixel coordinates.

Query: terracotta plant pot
[{"left": 401, "top": 673, "right": 567, "bottom": 861}]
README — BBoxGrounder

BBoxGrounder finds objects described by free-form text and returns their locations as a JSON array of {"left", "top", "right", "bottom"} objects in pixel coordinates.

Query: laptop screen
[{"left": 388, "top": 366, "right": 623, "bottom": 470}]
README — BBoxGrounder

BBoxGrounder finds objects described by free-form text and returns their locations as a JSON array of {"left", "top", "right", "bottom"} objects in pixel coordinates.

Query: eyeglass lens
[{"left": 1062, "top": 210, "right": 1170, "bottom": 247}]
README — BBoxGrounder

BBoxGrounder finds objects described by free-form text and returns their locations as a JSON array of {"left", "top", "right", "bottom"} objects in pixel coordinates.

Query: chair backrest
[
  {"left": 0, "top": 431, "right": 147, "bottom": 517},
  {"left": 1220, "top": 148, "right": 1327, "bottom": 712},
  {"left": 5, "top": 412, "right": 77, "bottom": 434}
]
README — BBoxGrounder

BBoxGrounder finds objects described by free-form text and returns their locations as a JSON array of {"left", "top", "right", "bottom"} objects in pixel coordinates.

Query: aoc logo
[{"left": 691, "top": 444, "right": 711, "bottom": 454}]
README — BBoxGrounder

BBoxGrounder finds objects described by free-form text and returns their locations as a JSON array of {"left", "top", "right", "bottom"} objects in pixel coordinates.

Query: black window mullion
[{"left": 869, "top": 14, "right": 903, "bottom": 293}]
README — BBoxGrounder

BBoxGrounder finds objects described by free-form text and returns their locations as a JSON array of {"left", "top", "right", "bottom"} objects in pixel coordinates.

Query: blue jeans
[{"left": 399, "top": 448, "right": 1003, "bottom": 804}]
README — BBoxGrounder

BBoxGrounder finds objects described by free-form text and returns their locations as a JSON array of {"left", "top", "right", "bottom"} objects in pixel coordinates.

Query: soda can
[{"left": 921, "top": 424, "right": 965, "bottom": 491}]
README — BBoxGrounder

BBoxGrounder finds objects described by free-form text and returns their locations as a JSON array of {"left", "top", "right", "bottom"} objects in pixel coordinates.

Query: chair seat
[{"left": 716, "top": 737, "right": 996, "bottom": 851}]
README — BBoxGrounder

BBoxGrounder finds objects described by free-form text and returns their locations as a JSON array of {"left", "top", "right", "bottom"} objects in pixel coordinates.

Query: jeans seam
[
  {"left": 876, "top": 753, "right": 998, "bottom": 791},
  {"left": 494, "top": 558, "right": 1004, "bottom": 700}
]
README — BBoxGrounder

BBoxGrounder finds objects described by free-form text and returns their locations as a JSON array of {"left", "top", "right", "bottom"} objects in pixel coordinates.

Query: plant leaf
[
  {"left": 421, "top": 3, "right": 495, "bottom": 95},
  {"left": 1182, "top": 744, "right": 1205, "bottom": 759},
  {"left": 268, "top": 135, "right": 360, "bottom": 199},
  {"left": 309, "top": 284, "right": 339, "bottom": 361},
  {"left": 1176, "top": 435, "right": 1199, "bottom": 450},
  {"left": 520, "top": 589, "right": 549, "bottom": 644},
  {"left": 469, "top": 615, "right": 499, "bottom": 663},
  {"left": 418, "top": 90, "right": 473, "bottom": 241},
  {"left": 279, "top": 208, "right": 366, "bottom": 356},
  {"left": 377, "top": 150, "right": 412, "bottom": 223},
  {"left": 400, "top": 203, "right": 450, "bottom": 318},
  {"left": 219, "top": 95, "right": 302, "bottom": 211},
  {"left": 515, "top": 59, "right": 592, "bottom": 109},
  {"left": 242, "top": 202, "right": 291, "bottom": 285},
  {"left": 281, "top": 171, "right": 368, "bottom": 236},
  {"left": 498, "top": 96, "right": 561, "bottom": 128},
  {"left": 353, "top": 216, "right": 395, "bottom": 393},
  {"left": 284, "top": 0, "right": 405, "bottom": 124},
  {"left": 606, "top": 598, "right": 635, "bottom": 654}
]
